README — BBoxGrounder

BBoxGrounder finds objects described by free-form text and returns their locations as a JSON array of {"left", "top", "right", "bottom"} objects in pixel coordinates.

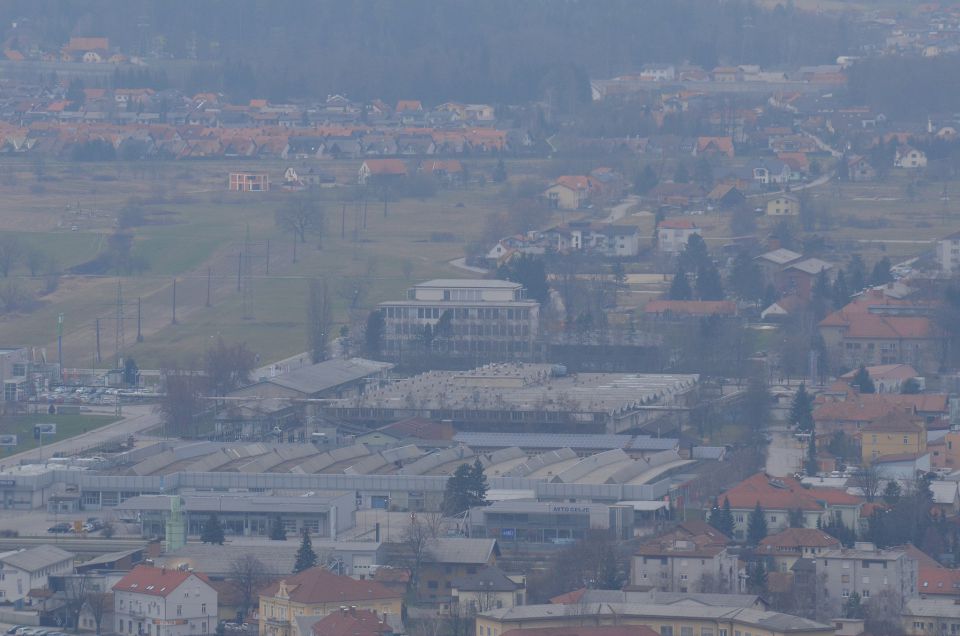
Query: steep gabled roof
[
  {"left": 259, "top": 567, "right": 398, "bottom": 605},
  {"left": 113, "top": 566, "right": 210, "bottom": 598}
]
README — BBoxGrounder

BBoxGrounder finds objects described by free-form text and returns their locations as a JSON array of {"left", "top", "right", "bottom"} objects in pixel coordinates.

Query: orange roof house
[
  {"left": 395, "top": 100, "right": 423, "bottom": 112},
  {"left": 717, "top": 473, "right": 862, "bottom": 539},
  {"left": 311, "top": 608, "right": 392, "bottom": 636},
  {"left": 694, "top": 136, "right": 735, "bottom": 158},
  {"left": 66, "top": 37, "right": 109, "bottom": 52},
  {"left": 358, "top": 158, "right": 407, "bottom": 184},
  {"left": 113, "top": 565, "right": 212, "bottom": 598}
]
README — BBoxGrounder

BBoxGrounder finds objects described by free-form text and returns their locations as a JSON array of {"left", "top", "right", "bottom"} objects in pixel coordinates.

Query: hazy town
[{"left": 6, "top": 2, "right": 960, "bottom": 636}]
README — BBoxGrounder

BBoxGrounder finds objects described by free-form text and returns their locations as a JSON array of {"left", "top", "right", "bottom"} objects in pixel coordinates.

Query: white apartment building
[
  {"left": 657, "top": 219, "right": 701, "bottom": 254},
  {"left": 816, "top": 542, "right": 918, "bottom": 606},
  {"left": 937, "top": 231, "right": 960, "bottom": 275},
  {"left": 0, "top": 545, "right": 74, "bottom": 603},
  {"left": 113, "top": 566, "right": 218, "bottom": 636},
  {"left": 378, "top": 279, "right": 539, "bottom": 361}
]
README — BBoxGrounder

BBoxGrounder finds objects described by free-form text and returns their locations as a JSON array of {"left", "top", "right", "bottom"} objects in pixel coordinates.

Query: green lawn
[
  {"left": 0, "top": 413, "right": 121, "bottom": 455},
  {"left": 0, "top": 158, "right": 500, "bottom": 368}
]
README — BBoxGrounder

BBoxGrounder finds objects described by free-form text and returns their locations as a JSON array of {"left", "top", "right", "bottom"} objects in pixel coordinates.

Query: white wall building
[
  {"left": 657, "top": 219, "right": 701, "bottom": 254},
  {"left": 0, "top": 545, "right": 74, "bottom": 603},
  {"left": 113, "top": 566, "right": 218, "bottom": 636},
  {"left": 937, "top": 231, "right": 960, "bottom": 275},
  {"left": 378, "top": 279, "right": 539, "bottom": 360}
]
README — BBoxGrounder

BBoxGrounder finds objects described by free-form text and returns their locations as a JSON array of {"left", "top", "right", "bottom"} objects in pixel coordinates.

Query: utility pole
[
  {"left": 56, "top": 313, "right": 63, "bottom": 385},
  {"left": 95, "top": 318, "right": 101, "bottom": 364},
  {"left": 114, "top": 280, "right": 124, "bottom": 370},
  {"left": 136, "top": 297, "right": 143, "bottom": 342},
  {"left": 242, "top": 225, "right": 253, "bottom": 320}
]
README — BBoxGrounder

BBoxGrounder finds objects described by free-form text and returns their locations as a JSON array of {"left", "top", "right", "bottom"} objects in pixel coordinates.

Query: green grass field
[
  {"left": 0, "top": 158, "right": 502, "bottom": 368},
  {"left": 0, "top": 413, "right": 121, "bottom": 455}
]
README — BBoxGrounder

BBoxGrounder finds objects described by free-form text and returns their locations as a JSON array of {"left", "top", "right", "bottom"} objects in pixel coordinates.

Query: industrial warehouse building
[{"left": 323, "top": 363, "right": 699, "bottom": 434}]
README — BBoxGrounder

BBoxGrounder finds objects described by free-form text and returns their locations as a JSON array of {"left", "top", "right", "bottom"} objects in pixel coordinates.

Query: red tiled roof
[
  {"left": 113, "top": 566, "right": 210, "bottom": 598},
  {"left": 66, "top": 37, "right": 109, "bottom": 52},
  {"left": 658, "top": 218, "right": 697, "bottom": 230},
  {"left": 550, "top": 588, "right": 588, "bottom": 604},
  {"left": 758, "top": 528, "right": 842, "bottom": 552},
  {"left": 919, "top": 566, "right": 960, "bottom": 596},
  {"left": 720, "top": 472, "right": 861, "bottom": 512},
  {"left": 553, "top": 175, "right": 602, "bottom": 191},
  {"left": 362, "top": 159, "right": 407, "bottom": 176},
  {"left": 861, "top": 410, "right": 924, "bottom": 434},
  {"left": 395, "top": 100, "right": 423, "bottom": 112},
  {"left": 259, "top": 567, "right": 398, "bottom": 605},
  {"left": 503, "top": 628, "right": 660, "bottom": 636},
  {"left": 644, "top": 300, "right": 737, "bottom": 316},
  {"left": 311, "top": 609, "right": 391, "bottom": 636},
  {"left": 696, "top": 136, "right": 734, "bottom": 155}
]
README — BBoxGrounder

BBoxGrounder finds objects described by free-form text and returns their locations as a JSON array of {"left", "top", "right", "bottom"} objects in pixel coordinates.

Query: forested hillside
[{"left": 0, "top": 0, "right": 864, "bottom": 102}]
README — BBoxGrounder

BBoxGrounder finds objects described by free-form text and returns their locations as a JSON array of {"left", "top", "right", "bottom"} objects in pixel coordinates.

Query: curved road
[{"left": 5, "top": 404, "right": 162, "bottom": 465}]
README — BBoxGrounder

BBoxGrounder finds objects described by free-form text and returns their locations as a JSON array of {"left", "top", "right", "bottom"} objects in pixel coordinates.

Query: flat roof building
[
  {"left": 377, "top": 279, "right": 539, "bottom": 363},
  {"left": 325, "top": 364, "right": 698, "bottom": 434}
]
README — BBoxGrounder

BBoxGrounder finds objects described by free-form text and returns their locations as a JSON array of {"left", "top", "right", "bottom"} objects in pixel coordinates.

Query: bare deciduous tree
[
  {"left": 276, "top": 193, "right": 326, "bottom": 244},
  {"left": 85, "top": 590, "right": 112, "bottom": 635},
  {"left": 307, "top": 278, "right": 332, "bottom": 363},
  {"left": 228, "top": 555, "right": 272, "bottom": 621},
  {"left": 852, "top": 462, "right": 884, "bottom": 502}
]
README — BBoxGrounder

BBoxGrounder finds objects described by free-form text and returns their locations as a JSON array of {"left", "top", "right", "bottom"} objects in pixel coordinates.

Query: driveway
[{"left": 765, "top": 425, "right": 803, "bottom": 477}]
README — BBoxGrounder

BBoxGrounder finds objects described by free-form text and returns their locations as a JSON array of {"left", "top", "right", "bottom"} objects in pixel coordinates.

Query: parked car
[
  {"left": 7, "top": 625, "right": 25, "bottom": 634},
  {"left": 47, "top": 522, "right": 71, "bottom": 533}
]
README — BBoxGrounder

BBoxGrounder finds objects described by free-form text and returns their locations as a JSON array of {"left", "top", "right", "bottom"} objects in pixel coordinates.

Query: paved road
[
  {"left": 604, "top": 195, "right": 641, "bottom": 223},
  {"left": 4, "top": 404, "right": 162, "bottom": 465},
  {"left": 765, "top": 425, "right": 803, "bottom": 477},
  {"left": 449, "top": 257, "right": 489, "bottom": 275}
]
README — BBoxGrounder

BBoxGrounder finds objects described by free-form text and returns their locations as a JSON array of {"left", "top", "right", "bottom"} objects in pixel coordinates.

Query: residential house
[
  {"left": 547, "top": 221, "right": 641, "bottom": 257},
  {"left": 895, "top": 145, "right": 928, "bottom": 168},
  {"left": 657, "top": 218, "right": 701, "bottom": 254},
  {"left": 836, "top": 364, "right": 919, "bottom": 394},
  {"left": 706, "top": 183, "right": 746, "bottom": 210},
  {"left": 476, "top": 603, "right": 834, "bottom": 636},
  {"left": 930, "top": 430, "right": 960, "bottom": 470},
  {"left": 918, "top": 563, "right": 960, "bottom": 602},
  {"left": 647, "top": 182, "right": 707, "bottom": 208},
  {"left": 752, "top": 160, "right": 792, "bottom": 185},
  {"left": 766, "top": 195, "right": 800, "bottom": 217},
  {"left": 416, "top": 538, "right": 499, "bottom": 605},
  {"left": 715, "top": 473, "right": 862, "bottom": 541},
  {"left": 760, "top": 295, "right": 806, "bottom": 321},
  {"left": 258, "top": 567, "right": 402, "bottom": 636},
  {"left": 903, "top": 599, "right": 960, "bottom": 636},
  {"left": 640, "top": 64, "right": 677, "bottom": 81},
  {"left": 814, "top": 392, "right": 948, "bottom": 441},
  {"left": 112, "top": 565, "right": 218, "bottom": 636},
  {"left": 309, "top": 608, "right": 394, "bottom": 636},
  {"left": 543, "top": 175, "right": 602, "bottom": 210},
  {"left": 450, "top": 566, "right": 525, "bottom": 615},
  {"left": 778, "top": 258, "right": 833, "bottom": 301},
  {"left": 818, "top": 291, "right": 944, "bottom": 373},
  {"left": 420, "top": 160, "right": 464, "bottom": 185},
  {"left": 816, "top": 542, "right": 918, "bottom": 605},
  {"left": 846, "top": 155, "right": 877, "bottom": 182},
  {"left": 936, "top": 230, "right": 960, "bottom": 275},
  {"left": 358, "top": 159, "right": 407, "bottom": 185},
  {"left": 228, "top": 172, "right": 270, "bottom": 192},
  {"left": 632, "top": 523, "right": 737, "bottom": 593},
  {"left": 755, "top": 249, "right": 803, "bottom": 287},
  {"left": 693, "top": 137, "right": 735, "bottom": 158},
  {"left": 0, "top": 545, "right": 74, "bottom": 603},
  {"left": 712, "top": 67, "right": 744, "bottom": 82},
  {"left": 757, "top": 528, "right": 841, "bottom": 574},
  {"left": 929, "top": 481, "right": 960, "bottom": 517}
]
